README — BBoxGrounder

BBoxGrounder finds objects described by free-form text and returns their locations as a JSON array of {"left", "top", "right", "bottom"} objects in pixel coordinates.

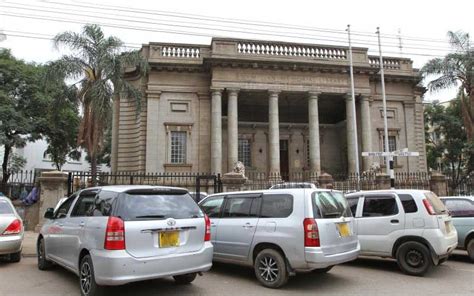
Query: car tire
[
  {"left": 37, "top": 238, "right": 53, "bottom": 270},
  {"left": 9, "top": 251, "right": 21, "bottom": 263},
  {"left": 79, "top": 255, "right": 105, "bottom": 296},
  {"left": 467, "top": 239, "right": 474, "bottom": 263},
  {"left": 396, "top": 241, "right": 433, "bottom": 276},
  {"left": 173, "top": 273, "right": 197, "bottom": 284},
  {"left": 254, "top": 248, "right": 289, "bottom": 289},
  {"left": 312, "top": 266, "right": 334, "bottom": 273}
]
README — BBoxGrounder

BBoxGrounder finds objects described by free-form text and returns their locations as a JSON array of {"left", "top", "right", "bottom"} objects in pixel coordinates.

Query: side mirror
[{"left": 44, "top": 208, "right": 55, "bottom": 219}]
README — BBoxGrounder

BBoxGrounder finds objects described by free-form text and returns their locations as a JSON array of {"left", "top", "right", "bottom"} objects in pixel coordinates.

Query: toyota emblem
[{"left": 166, "top": 218, "right": 176, "bottom": 227}]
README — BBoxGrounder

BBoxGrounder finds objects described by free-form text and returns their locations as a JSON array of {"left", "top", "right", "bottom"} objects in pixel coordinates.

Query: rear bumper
[
  {"left": 91, "top": 242, "right": 213, "bottom": 286},
  {"left": 303, "top": 242, "right": 360, "bottom": 270},
  {"left": 423, "top": 229, "right": 458, "bottom": 257},
  {"left": 0, "top": 234, "right": 23, "bottom": 255}
]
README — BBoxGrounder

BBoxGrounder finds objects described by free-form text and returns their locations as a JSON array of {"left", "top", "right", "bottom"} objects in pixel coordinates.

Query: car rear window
[
  {"left": 424, "top": 192, "right": 448, "bottom": 215},
  {"left": 312, "top": 191, "right": 352, "bottom": 218},
  {"left": 0, "top": 200, "right": 13, "bottom": 214},
  {"left": 117, "top": 191, "right": 203, "bottom": 221},
  {"left": 442, "top": 199, "right": 474, "bottom": 217}
]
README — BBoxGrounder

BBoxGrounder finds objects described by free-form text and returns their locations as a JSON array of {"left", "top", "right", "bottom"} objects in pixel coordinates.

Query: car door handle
[
  {"left": 242, "top": 223, "right": 254, "bottom": 229},
  {"left": 390, "top": 219, "right": 399, "bottom": 224},
  {"left": 79, "top": 222, "right": 85, "bottom": 227},
  {"left": 210, "top": 223, "right": 217, "bottom": 227},
  {"left": 58, "top": 223, "right": 64, "bottom": 227}
]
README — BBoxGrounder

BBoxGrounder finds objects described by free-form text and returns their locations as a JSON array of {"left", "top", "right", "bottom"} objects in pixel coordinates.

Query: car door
[
  {"left": 214, "top": 194, "right": 261, "bottom": 261},
  {"left": 356, "top": 193, "right": 405, "bottom": 255},
  {"left": 62, "top": 190, "right": 98, "bottom": 269},
  {"left": 44, "top": 195, "right": 76, "bottom": 264},
  {"left": 199, "top": 195, "right": 225, "bottom": 244}
]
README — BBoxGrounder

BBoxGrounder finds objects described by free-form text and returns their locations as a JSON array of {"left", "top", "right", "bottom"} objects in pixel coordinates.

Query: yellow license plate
[
  {"left": 159, "top": 231, "right": 180, "bottom": 248},
  {"left": 337, "top": 223, "right": 351, "bottom": 237}
]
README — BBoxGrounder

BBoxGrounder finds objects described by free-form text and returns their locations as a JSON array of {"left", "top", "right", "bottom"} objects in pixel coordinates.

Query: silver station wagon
[
  {"left": 199, "top": 188, "right": 360, "bottom": 288},
  {"left": 38, "top": 186, "right": 213, "bottom": 296}
]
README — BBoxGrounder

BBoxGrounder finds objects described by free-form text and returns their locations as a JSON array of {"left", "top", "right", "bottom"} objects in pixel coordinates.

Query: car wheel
[
  {"left": 79, "top": 255, "right": 105, "bottom": 296},
  {"left": 37, "top": 238, "right": 53, "bottom": 270},
  {"left": 173, "top": 273, "right": 197, "bottom": 284},
  {"left": 396, "top": 241, "right": 433, "bottom": 276},
  {"left": 9, "top": 251, "right": 21, "bottom": 263},
  {"left": 467, "top": 239, "right": 474, "bottom": 263},
  {"left": 254, "top": 249, "right": 289, "bottom": 289},
  {"left": 312, "top": 266, "right": 334, "bottom": 273}
]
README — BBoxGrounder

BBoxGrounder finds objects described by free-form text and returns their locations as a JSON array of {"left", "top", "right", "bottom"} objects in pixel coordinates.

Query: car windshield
[
  {"left": 424, "top": 192, "right": 448, "bottom": 215},
  {"left": 0, "top": 200, "right": 13, "bottom": 214},
  {"left": 117, "top": 192, "right": 203, "bottom": 221},
  {"left": 312, "top": 191, "right": 352, "bottom": 218}
]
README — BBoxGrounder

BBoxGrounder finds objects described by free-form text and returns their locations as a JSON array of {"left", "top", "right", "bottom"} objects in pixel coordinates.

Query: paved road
[{"left": 0, "top": 252, "right": 473, "bottom": 296}]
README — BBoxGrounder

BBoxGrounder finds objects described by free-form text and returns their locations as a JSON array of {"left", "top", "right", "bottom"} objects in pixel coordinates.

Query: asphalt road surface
[{"left": 0, "top": 252, "right": 473, "bottom": 296}]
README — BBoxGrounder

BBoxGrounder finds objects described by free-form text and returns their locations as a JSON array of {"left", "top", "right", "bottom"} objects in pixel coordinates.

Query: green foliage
[
  {"left": 424, "top": 95, "right": 474, "bottom": 190},
  {"left": 7, "top": 153, "right": 26, "bottom": 173}
]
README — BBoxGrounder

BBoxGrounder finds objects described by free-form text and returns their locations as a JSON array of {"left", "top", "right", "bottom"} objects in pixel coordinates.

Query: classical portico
[{"left": 113, "top": 37, "right": 427, "bottom": 178}]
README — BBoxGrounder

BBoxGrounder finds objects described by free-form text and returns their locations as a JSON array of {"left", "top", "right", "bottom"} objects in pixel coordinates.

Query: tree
[
  {"left": 0, "top": 49, "right": 49, "bottom": 186},
  {"left": 51, "top": 24, "right": 148, "bottom": 183},
  {"left": 421, "top": 31, "right": 474, "bottom": 141},
  {"left": 424, "top": 96, "right": 474, "bottom": 192}
]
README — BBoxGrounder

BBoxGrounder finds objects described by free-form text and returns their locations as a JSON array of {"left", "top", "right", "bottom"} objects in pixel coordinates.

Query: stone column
[
  {"left": 376, "top": 173, "right": 391, "bottom": 189},
  {"left": 268, "top": 91, "right": 280, "bottom": 177},
  {"left": 430, "top": 172, "right": 448, "bottom": 196},
  {"left": 35, "top": 171, "right": 69, "bottom": 232},
  {"left": 308, "top": 92, "right": 321, "bottom": 175},
  {"left": 360, "top": 95, "right": 372, "bottom": 171},
  {"left": 345, "top": 94, "right": 357, "bottom": 173},
  {"left": 145, "top": 92, "right": 161, "bottom": 172},
  {"left": 211, "top": 88, "right": 223, "bottom": 174},
  {"left": 227, "top": 89, "right": 239, "bottom": 171},
  {"left": 110, "top": 96, "right": 120, "bottom": 172}
]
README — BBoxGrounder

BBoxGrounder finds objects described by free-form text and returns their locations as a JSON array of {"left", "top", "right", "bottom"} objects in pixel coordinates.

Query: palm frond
[{"left": 447, "top": 31, "right": 470, "bottom": 52}]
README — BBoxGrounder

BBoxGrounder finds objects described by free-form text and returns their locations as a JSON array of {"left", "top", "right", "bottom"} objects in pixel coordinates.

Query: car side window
[
  {"left": 346, "top": 197, "right": 359, "bottom": 216},
  {"left": 398, "top": 194, "right": 418, "bottom": 213},
  {"left": 200, "top": 196, "right": 225, "bottom": 218},
  {"left": 222, "top": 196, "right": 254, "bottom": 218},
  {"left": 54, "top": 197, "right": 75, "bottom": 219},
  {"left": 260, "top": 194, "right": 293, "bottom": 218},
  {"left": 91, "top": 190, "right": 117, "bottom": 217},
  {"left": 444, "top": 199, "right": 474, "bottom": 217},
  {"left": 70, "top": 194, "right": 96, "bottom": 217},
  {"left": 362, "top": 195, "right": 398, "bottom": 217}
]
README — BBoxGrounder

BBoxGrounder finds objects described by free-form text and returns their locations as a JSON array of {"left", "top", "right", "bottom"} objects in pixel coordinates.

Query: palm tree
[
  {"left": 51, "top": 24, "right": 148, "bottom": 183},
  {"left": 421, "top": 31, "right": 473, "bottom": 141}
]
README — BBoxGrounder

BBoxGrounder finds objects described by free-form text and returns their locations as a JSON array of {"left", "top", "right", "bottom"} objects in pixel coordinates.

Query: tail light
[
  {"left": 104, "top": 216, "right": 125, "bottom": 250},
  {"left": 204, "top": 215, "right": 211, "bottom": 242},
  {"left": 303, "top": 218, "right": 320, "bottom": 247},
  {"left": 423, "top": 199, "right": 435, "bottom": 215},
  {"left": 2, "top": 219, "right": 22, "bottom": 236}
]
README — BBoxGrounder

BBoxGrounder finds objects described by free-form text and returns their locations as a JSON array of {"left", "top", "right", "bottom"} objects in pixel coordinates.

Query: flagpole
[
  {"left": 346, "top": 25, "right": 360, "bottom": 184},
  {"left": 376, "top": 27, "right": 391, "bottom": 175}
]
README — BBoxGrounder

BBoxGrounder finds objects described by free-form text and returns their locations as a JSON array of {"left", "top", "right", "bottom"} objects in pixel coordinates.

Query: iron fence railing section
[{"left": 0, "top": 170, "right": 37, "bottom": 199}]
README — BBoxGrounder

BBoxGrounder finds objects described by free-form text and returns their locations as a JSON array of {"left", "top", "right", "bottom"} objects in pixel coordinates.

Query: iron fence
[
  {"left": 0, "top": 170, "right": 37, "bottom": 199},
  {"left": 446, "top": 172, "right": 474, "bottom": 196}
]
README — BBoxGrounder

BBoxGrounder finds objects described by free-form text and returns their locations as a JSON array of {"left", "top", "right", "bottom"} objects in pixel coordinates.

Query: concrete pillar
[
  {"left": 430, "top": 172, "right": 448, "bottom": 196},
  {"left": 318, "top": 173, "right": 334, "bottom": 189},
  {"left": 145, "top": 92, "right": 161, "bottom": 172},
  {"left": 227, "top": 88, "right": 239, "bottom": 171},
  {"left": 35, "top": 171, "right": 69, "bottom": 232},
  {"left": 110, "top": 96, "right": 120, "bottom": 172},
  {"left": 345, "top": 94, "right": 357, "bottom": 173},
  {"left": 376, "top": 173, "right": 391, "bottom": 189},
  {"left": 268, "top": 90, "right": 280, "bottom": 176},
  {"left": 308, "top": 92, "right": 321, "bottom": 174},
  {"left": 211, "top": 88, "right": 223, "bottom": 174},
  {"left": 360, "top": 95, "right": 372, "bottom": 171}
]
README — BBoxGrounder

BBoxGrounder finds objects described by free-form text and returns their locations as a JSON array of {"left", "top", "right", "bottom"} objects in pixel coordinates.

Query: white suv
[{"left": 346, "top": 189, "right": 457, "bottom": 276}]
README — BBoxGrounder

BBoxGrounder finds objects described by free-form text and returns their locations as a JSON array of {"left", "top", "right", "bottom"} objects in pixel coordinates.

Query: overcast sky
[{"left": 1, "top": 0, "right": 473, "bottom": 101}]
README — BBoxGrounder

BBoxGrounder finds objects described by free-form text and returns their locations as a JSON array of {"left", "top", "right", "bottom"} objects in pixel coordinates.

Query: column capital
[
  {"left": 268, "top": 90, "right": 281, "bottom": 97},
  {"left": 210, "top": 87, "right": 224, "bottom": 95},
  {"left": 307, "top": 91, "right": 322, "bottom": 99},
  {"left": 146, "top": 91, "right": 161, "bottom": 100},
  {"left": 226, "top": 88, "right": 240, "bottom": 95},
  {"left": 359, "top": 94, "right": 372, "bottom": 102},
  {"left": 344, "top": 92, "right": 355, "bottom": 100}
]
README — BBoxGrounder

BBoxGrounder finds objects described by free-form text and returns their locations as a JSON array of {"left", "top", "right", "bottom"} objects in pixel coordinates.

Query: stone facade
[{"left": 112, "top": 38, "right": 427, "bottom": 177}]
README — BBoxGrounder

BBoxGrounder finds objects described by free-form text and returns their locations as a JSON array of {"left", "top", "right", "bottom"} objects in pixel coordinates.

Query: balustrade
[{"left": 237, "top": 42, "right": 347, "bottom": 60}]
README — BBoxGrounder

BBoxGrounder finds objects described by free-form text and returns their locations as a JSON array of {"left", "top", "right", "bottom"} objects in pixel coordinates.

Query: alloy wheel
[
  {"left": 258, "top": 256, "right": 279, "bottom": 282},
  {"left": 80, "top": 261, "right": 92, "bottom": 295}
]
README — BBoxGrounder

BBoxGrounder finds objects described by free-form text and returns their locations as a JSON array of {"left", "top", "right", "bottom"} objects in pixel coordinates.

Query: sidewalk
[{"left": 22, "top": 231, "right": 38, "bottom": 257}]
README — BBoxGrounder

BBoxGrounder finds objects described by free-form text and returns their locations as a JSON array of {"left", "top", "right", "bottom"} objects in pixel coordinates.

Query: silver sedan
[{"left": 0, "top": 196, "right": 24, "bottom": 262}]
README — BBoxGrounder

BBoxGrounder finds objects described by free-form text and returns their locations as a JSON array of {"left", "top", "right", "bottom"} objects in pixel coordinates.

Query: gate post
[
  {"left": 221, "top": 172, "right": 247, "bottom": 192},
  {"left": 376, "top": 173, "right": 391, "bottom": 189},
  {"left": 430, "top": 172, "right": 448, "bottom": 196}
]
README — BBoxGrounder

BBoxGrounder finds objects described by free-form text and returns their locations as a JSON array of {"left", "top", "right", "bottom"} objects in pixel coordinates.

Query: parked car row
[{"left": 0, "top": 185, "right": 468, "bottom": 296}]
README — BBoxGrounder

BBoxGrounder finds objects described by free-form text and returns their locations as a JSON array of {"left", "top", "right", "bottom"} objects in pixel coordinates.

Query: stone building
[{"left": 111, "top": 38, "right": 427, "bottom": 178}]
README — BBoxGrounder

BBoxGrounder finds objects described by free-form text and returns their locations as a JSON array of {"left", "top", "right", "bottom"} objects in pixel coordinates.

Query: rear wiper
[{"left": 135, "top": 215, "right": 166, "bottom": 219}]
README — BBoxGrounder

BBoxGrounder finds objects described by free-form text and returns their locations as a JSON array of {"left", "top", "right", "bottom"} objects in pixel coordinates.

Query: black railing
[{"left": 0, "top": 170, "right": 37, "bottom": 199}]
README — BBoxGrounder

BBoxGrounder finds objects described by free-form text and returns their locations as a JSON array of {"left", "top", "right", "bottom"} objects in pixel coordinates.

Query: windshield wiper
[{"left": 135, "top": 215, "right": 166, "bottom": 219}]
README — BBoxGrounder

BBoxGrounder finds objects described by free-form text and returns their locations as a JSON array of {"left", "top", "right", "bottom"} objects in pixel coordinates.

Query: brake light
[
  {"left": 303, "top": 218, "right": 320, "bottom": 247},
  {"left": 2, "top": 219, "right": 22, "bottom": 236},
  {"left": 204, "top": 214, "right": 211, "bottom": 242},
  {"left": 104, "top": 216, "right": 125, "bottom": 250},
  {"left": 423, "top": 199, "right": 435, "bottom": 215}
]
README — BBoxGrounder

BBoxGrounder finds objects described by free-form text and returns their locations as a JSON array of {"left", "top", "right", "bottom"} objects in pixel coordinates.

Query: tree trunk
[
  {"left": 1, "top": 144, "right": 11, "bottom": 194},
  {"left": 90, "top": 154, "right": 97, "bottom": 187}
]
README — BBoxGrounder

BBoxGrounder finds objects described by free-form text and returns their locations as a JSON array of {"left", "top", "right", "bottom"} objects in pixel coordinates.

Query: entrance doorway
[{"left": 280, "top": 140, "right": 289, "bottom": 180}]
